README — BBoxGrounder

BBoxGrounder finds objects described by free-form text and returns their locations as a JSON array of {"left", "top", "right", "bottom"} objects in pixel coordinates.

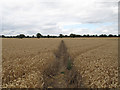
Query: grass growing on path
[{"left": 67, "top": 57, "right": 73, "bottom": 70}]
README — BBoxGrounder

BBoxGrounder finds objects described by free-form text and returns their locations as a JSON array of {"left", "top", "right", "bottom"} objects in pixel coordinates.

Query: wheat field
[
  {"left": 2, "top": 38, "right": 61, "bottom": 88},
  {"left": 2, "top": 38, "right": 118, "bottom": 88},
  {"left": 64, "top": 38, "right": 118, "bottom": 88}
]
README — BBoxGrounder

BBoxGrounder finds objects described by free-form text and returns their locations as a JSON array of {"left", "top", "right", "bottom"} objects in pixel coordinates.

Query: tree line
[{"left": 0, "top": 33, "right": 120, "bottom": 39}]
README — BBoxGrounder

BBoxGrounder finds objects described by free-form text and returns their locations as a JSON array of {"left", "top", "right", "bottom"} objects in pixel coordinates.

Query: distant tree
[
  {"left": 32, "top": 35, "right": 35, "bottom": 38},
  {"left": 47, "top": 35, "right": 50, "bottom": 38},
  {"left": 2, "top": 35, "right": 5, "bottom": 38},
  {"left": 76, "top": 35, "right": 81, "bottom": 37},
  {"left": 9, "top": 36, "right": 13, "bottom": 38},
  {"left": 17, "top": 34, "right": 25, "bottom": 39},
  {"left": 91, "top": 35, "right": 95, "bottom": 37},
  {"left": 64, "top": 35, "right": 68, "bottom": 37},
  {"left": 103, "top": 34, "right": 107, "bottom": 37},
  {"left": 36, "top": 33, "right": 42, "bottom": 38},
  {"left": 86, "top": 34, "right": 90, "bottom": 37},
  {"left": 59, "top": 34, "right": 63, "bottom": 38},
  {"left": 95, "top": 35, "right": 98, "bottom": 37},
  {"left": 113, "top": 35, "right": 117, "bottom": 37},
  {"left": 13, "top": 36, "right": 16, "bottom": 38},
  {"left": 119, "top": 34, "right": 120, "bottom": 37},
  {"left": 83, "top": 35, "right": 87, "bottom": 37},
  {"left": 70, "top": 33, "right": 76, "bottom": 38},
  {"left": 99, "top": 34, "right": 107, "bottom": 37},
  {"left": 26, "top": 36, "right": 30, "bottom": 38},
  {"left": 108, "top": 34, "right": 113, "bottom": 37}
]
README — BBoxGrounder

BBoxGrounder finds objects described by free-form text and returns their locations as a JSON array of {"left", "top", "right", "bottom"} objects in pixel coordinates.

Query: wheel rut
[{"left": 43, "top": 40, "right": 84, "bottom": 88}]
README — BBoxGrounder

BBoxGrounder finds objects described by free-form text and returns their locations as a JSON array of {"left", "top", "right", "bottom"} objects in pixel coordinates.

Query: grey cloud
[{"left": 1, "top": 0, "right": 118, "bottom": 35}]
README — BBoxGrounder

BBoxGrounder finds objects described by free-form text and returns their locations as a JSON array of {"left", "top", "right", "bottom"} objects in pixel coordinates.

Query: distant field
[{"left": 2, "top": 38, "right": 118, "bottom": 88}]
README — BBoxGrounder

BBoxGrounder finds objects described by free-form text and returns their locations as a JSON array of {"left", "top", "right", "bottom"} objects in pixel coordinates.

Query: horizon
[{"left": 1, "top": 33, "right": 119, "bottom": 37}]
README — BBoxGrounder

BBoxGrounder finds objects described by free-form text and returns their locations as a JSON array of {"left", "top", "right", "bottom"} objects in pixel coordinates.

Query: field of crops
[
  {"left": 64, "top": 38, "right": 118, "bottom": 88},
  {"left": 2, "top": 38, "right": 61, "bottom": 88},
  {"left": 2, "top": 38, "right": 118, "bottom": 88}
]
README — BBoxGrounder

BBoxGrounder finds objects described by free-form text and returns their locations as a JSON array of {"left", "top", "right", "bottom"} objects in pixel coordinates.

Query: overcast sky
[{"left": 0, "top": 0, "right": 119, "bottom": 36}]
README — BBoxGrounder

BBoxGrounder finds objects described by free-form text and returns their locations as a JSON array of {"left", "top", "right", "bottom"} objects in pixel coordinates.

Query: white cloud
[
  {"left": 102, "top": 30, "right": 108, "bottom": 33},
  {"left": 0, "top": 0, "right": 118, "bottom": 35}
]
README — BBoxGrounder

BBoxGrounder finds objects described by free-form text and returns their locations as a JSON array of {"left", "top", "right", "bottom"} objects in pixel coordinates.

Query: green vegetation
[
  {"left": 61, "top": 72, "right": 65, "bottom": 74},
  {"left": 67, "top": 57, "right": 72, "bottom": 70}
]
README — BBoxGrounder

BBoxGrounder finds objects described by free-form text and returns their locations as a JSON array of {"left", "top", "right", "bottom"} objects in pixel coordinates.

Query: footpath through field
[{"left": 43, "top": 40, "right": 84, "bottom": 88}]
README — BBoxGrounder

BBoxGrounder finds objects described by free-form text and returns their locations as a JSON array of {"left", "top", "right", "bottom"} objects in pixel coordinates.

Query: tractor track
[{"left": 43, "top": 40, "right": 84, "bottom": 88}]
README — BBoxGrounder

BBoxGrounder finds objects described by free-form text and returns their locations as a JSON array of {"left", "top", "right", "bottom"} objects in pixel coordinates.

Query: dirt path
[{"left": 43, "top": 40, "right": 84, "bottom": 88}]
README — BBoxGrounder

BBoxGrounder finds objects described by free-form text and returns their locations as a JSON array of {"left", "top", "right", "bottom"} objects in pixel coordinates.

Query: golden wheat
[
  {"left": 2, "top": 38, "right": 118, "bottom": 88},
  {"left": 64, "top": 38, "right": 118, "bottom": 88},
  {"left": 2, "top": 38, "right": 61, "bottom": 88}
]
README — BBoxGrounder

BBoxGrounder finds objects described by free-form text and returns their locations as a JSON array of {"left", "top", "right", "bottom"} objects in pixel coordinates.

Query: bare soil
[{"left": 43, "top": 40, "right": 84, "bottom": 88}]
